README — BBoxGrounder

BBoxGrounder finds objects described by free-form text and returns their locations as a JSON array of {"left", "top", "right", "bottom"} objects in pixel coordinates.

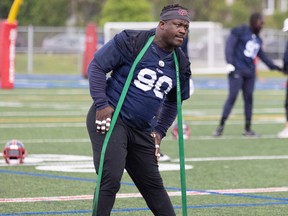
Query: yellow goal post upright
[{"left": 0, "top": 0, "right": 23, "bottom": 89}]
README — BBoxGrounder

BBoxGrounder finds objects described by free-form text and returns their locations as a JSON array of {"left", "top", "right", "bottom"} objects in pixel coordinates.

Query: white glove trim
[{"left": 226, "top": 64, "right": 235, "bottom": 73}]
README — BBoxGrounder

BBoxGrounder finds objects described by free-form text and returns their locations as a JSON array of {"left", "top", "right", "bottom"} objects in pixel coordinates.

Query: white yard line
[
  {"left": 0, "top": 111, "right": 87, "bottom": 117},
  {"left": 172, "top": 155, "right": 288, "bottom": 162},
  {"left": 1, "top": 187, "right": 288, "bottom": 203},
  {"left": 0, "top": 133, "right": 283, "bottom": 144},
  {"left": 0, "top": 123, "right": 86, "bottom": 128}
]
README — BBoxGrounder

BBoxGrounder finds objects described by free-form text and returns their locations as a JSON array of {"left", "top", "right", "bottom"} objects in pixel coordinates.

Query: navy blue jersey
[
  {"left": 225, "top": 25, "right": 279, "bottom": 75},
  {"left": 284, "top": 41, "right": 288, "bottom": 71},
  {"left": 88, "top": 29, "right": 191, "bottom": 133}
]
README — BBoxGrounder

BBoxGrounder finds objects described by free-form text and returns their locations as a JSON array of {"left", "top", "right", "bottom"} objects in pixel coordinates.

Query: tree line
[{"left": 1, "top": 0, "right": 287, "bottom": 29}]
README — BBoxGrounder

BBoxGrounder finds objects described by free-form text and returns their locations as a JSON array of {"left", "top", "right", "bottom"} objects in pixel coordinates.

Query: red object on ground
[
  {"left": 82, "top": 23, "right": 97, "bottom": 79},
  {"left": 0, "top": 20, "right": 17, "bottom": 89}
]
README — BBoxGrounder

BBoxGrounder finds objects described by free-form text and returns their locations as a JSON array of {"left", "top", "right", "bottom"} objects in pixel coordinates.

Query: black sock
[
  {"left": 245, "top": 120, "right": 251, "bottom": 131},
  {"left": 220, "top": 117, "right": 227, "bottom": 127}
]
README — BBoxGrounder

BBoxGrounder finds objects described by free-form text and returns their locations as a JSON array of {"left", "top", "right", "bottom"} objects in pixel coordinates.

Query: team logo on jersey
[
  {"left": 158, "top": 60, "right": 165, "bottom": 67},
  {"left": 178, "top": 9, "right": 188, "bottom": 16}
]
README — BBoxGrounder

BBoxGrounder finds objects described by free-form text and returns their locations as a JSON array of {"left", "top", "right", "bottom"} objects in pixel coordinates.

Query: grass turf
[{"left": 0, "top": 84, "right": 288, "bottom": 215}]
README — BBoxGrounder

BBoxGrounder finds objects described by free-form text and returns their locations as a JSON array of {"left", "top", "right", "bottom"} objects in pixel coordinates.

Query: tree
[
  {"left": 149, "top": 0, "right": 285, "bottom": 28},
  {"left": 0, "top": 0, "right": 104, "bottom": 26},
  {"left": 99, "top": 0, "right": 152, "bottom": 27},
  {"left": 20, "top": 0, "right": 71, "bottom": 26},
  {"left": 1, "top": 0, "right": 287, "bottom": 28},
  {"left": 0, "top": 0, "right": 13, "bottom": 20}
]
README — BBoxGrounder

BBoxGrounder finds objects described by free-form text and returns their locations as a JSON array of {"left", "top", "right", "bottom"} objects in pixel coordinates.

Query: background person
[
  {"left": 213, "top": 12, "right": 283, "bottom": 137},
  {"left": 86, "top": 4, "right": 191, "bottom": 215},
  {"left": 277, "top": 18, "right": 288, "bottom": 138}
]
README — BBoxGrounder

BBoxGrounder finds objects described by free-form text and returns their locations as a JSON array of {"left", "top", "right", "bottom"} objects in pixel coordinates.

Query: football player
[
  {"left": 86, "top": 4, "right": 191, "bottom": 215},
  {"left": 213, "top": 12, "right": 283, "bottom": 137}
]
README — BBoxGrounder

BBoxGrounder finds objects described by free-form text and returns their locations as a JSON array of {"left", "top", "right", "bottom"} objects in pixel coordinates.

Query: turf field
[{"left": 1, "top": 75, "right": 288, "bottom": 216}]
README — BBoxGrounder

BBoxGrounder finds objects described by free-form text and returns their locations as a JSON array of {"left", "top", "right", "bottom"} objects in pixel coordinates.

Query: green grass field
[
  {"left": 15, "top": 54, "right": 83, "bottom": 75},
  {"left": 1, "top": 81, "right": 288, "bottom": 215}
]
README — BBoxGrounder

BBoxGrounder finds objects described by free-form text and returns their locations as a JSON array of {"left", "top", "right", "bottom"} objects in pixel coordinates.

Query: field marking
[
  {"left": 0, "top": 138, "right": 91, "bottom": 144},
  {"left": 0, "top": 130, "right": 284, "bottom": 145},
  {"left": 0, "top": 115, "right": 285, "bottom": 123},
  {"left": 172, "top": 155, "right": 288, "bottom": 162},
  {"left": 0, "top": 111, "right": 87, "bottom": 117},
  {"left": 0, "top": 119, "right": 285, "bottom": 128},
  {"left": 1, "top": 187, "right": 288, "bottom": 203},
  {"left": 0, "top": 123, "right": 86, "bottom": 128},
  {"left": 0, "top": 117, "right": 85, "bottom": 123},
  {"left": 0, "top": 108, "right": 284, "bottom": 116}
]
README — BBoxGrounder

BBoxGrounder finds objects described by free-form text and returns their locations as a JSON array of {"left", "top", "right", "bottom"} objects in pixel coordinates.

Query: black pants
[
  {"left": 221, "top": 71, "right": 256, "bottom": 123},
  {"left": 86, "top": 104, "right": 175, "bottom": 216}
]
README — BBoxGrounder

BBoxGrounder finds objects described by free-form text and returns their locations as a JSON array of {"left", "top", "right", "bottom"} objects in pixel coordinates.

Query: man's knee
[{"left": 101, "top": 172, "right": 122, "bottom": 194}]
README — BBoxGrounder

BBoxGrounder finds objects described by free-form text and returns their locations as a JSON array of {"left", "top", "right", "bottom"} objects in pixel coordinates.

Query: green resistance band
[
  {"left": 92, "top": 36, "right": 188, "bottom": 216},
  {"left": 173, "top": 52, "right": 188, "bottom": 216},
  {"left": 92, "top": 35, "right": 155, "bottom": 215}
]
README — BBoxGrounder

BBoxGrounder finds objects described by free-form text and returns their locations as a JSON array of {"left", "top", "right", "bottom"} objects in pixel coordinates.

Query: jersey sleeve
[
  {"left": 154, "top": 100, "right": 177, "bottom": 138},
  {"left": 225, "top": 33, "right": 238, "bottom": 65},
  {"left": 225, "top": 26, "right": 242, "bottom": 65},
  {"left": 257, "top": 46, "right": 280, "bottom": 70},
  {"left": 284, "top": 41, "right": 288, "bottom": 71},
  {"left": 88, "top": 39, "right": 124, "bottom": 110}
]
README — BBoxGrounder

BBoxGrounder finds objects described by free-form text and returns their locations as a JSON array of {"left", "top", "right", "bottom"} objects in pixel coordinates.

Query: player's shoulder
[
  {"left": 231, "top": 24, "right": 249, "bottom": 36},
  {"left": 115, "top": 29, "right": 155, "bottom": 43},
  {"left": 114, "top": 29, "right": 156, "bottom": 58}
]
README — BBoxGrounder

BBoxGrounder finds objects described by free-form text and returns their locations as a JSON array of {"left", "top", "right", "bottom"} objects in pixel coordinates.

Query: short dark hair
[{"left": 250, "top": 12, "right": 262, "bottom": 26}]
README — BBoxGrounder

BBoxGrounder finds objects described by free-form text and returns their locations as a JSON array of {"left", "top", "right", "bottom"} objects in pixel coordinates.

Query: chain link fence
[{"left": 15, "top": 25, "right": 286, "bottom": 75}]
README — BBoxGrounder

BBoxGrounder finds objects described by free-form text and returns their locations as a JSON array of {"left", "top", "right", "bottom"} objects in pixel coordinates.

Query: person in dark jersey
[
  {"left": 277, "top": 18, "right": 288, "bottom": 138},
  {"left": 213, "top": 12, "right": 283, "bottom": 137},
  {"left": 86, "top": 4, "right": 191, "bottom": 215}
]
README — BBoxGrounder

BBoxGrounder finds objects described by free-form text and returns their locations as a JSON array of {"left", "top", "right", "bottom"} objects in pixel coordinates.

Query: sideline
[{"left": 14, "top": 74, "right": 286, "bottom": 89}]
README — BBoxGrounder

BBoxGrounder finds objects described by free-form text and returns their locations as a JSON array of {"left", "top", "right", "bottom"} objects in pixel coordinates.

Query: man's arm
[
  {"left": 283, "top": 41, "right": 288, "bottom": 72},
  {"left": 88, "top": 40, "right": 124, "bottom": 110},
  {"left": 154, "top": 100, "right": 178, "bottom": 139},
  {"left": 224, "top": 33, "right": 238, "bottom": 72},
  {"left": 225, "top": 33, "right": 238, "bottom": 64},
  {"left": 257, "top": 47, "right": 282, "bottom": 71}
]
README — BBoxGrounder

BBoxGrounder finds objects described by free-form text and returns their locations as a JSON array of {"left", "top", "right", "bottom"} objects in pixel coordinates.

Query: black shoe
[
  {"left": 213, "top": 126, "right": 224, "bottom": 137},
  {"left": 242, "top": 129, "right": 260, "bottom": 137}
]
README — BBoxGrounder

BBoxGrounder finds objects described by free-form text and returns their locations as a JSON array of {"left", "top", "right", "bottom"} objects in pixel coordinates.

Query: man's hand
[
  {"left": 95, "top": 106, "right": 114, "bottom": 134},
  {"left": 151, "top": 132, "right": 162, "bottom": 161}
]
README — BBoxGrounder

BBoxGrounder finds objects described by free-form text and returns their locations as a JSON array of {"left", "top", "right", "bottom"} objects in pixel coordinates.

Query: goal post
[
  {"left": 104, "top": 21, "right": 227, "bottom": 74},
  {"left": 0, "top": 0, "right": 23, "bottom": 89}
]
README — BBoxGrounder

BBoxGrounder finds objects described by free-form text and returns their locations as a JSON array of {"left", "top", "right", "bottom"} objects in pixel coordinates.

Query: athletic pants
[
  {"left": 86, "top": 104, "right": 176, "bottom": 216},
  {"left": 221, "top": 71, "right": 256, "bottom": 123}
]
